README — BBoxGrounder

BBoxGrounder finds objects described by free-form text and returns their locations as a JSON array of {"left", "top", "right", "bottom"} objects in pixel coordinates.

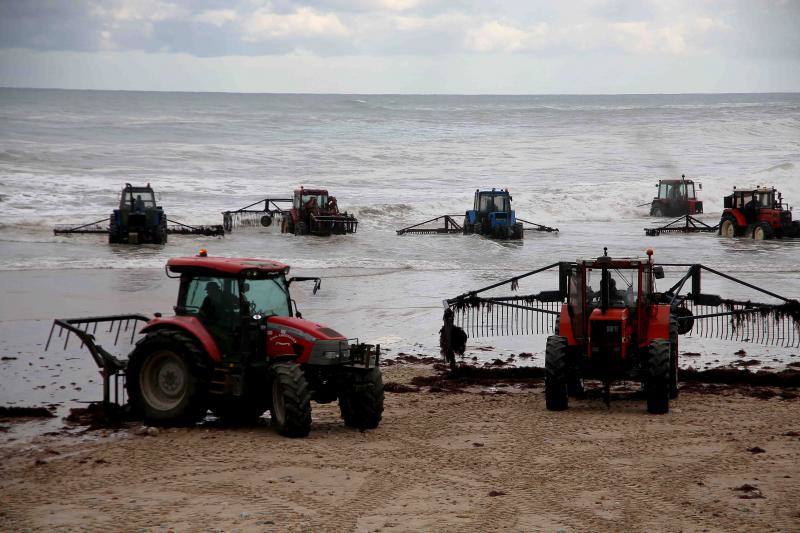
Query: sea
[{"left": 1, "top": 88, "right": 799, "bottom": 414}]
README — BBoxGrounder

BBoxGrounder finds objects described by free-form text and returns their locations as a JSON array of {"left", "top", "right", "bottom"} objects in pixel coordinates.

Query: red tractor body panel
[
  {"left": 141, "top": 316, "right": 223, "bottom": 362},
  {"left": 167, "top": 256, "right": 289, "bottom": 275},
  {"left": 558, "top": 305, "right": 577, "bottom": 346},
  {"left": 266, "top": 316, "right": 347, "bottom": 362}
]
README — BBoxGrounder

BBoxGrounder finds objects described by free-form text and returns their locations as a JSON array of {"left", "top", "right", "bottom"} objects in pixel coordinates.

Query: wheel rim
[
  {"left": 754, "top": 226, "right": 765, "bottom": 240},
  {"left": 271, "top": 379, "right": 286, "bottom": 426},
  {"left": 139, "top": 350, "right": 188, "bottom": 412}
]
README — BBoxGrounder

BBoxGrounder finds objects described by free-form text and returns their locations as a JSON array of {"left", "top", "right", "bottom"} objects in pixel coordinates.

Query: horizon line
[{"left": 2, "top": 86, "right": 799, "bottom": 97}]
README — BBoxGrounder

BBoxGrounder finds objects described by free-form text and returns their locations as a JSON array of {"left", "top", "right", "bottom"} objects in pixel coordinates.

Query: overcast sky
[{"left": 0, "top": 0, "right": 798, "bottom": 94}]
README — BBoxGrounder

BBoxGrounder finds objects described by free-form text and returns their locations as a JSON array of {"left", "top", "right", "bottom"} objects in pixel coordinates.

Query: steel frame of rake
[
  {"left": 46, "top": 314, "right": 151, "bottom": 406},
  {"left": 397, "top": 215, "right": 559, "bottom": 235},
  {"left": 442, "top": 261, "right": 799, "bottom": 351},
  {"left": 222, "top": 197, "right": 292, "bottom": 231},
  {"left": 645, "top": 214, "right": 719, "bottom": 236}
]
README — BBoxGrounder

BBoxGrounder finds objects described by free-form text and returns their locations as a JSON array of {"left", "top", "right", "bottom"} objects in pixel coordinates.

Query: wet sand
[{"left": 2, "top": 364, "right": 799, "bottom": 532}]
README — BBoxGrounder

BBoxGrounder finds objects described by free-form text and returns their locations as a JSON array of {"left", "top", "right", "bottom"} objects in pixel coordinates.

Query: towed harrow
[
  {"left": 221, "top": 197, "right": 291, "bottom": 231},
  {"left": 644, "top": 214, "right": 719, "bottom": 236}
]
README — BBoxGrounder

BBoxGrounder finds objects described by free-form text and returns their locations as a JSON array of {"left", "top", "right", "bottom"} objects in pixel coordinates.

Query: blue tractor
[{"left": 463, "top": 189, "right": 524, "bottom": 240}]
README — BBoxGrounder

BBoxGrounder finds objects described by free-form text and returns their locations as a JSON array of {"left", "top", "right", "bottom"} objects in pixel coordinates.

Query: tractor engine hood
[{"left": 266, "top": 316, "right": 351, "bottom": 365}]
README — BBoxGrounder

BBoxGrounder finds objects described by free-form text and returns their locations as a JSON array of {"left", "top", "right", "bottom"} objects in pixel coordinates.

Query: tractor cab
[
  {"left": 562, "top": 249, "right": 665, "bottom": 362},
  {"left": 464, "top": 188, "right": 523, "bottom": 239},
  {"left": 120, "top": 184, "right": 158, "bottom": 213},
  {"left": 293, "top": 188, "right": 330, "bottom": 211},
  {"left": 650, "top": 176, "right": 703, "bottom": 217}
]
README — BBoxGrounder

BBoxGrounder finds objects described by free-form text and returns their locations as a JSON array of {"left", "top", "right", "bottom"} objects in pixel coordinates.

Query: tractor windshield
[
  {"left": 755, "top": 191, "right": 774, "bottom": 208},
  {"left": 123, "top": 190, "right": 156, "bottom": 209},
  {"left": 478, "top": 194, "right": 510, "bottom": 213},
  {"left": 586, "top": 268, "right": 637, "bottom": 308},
  {"left": 299, "top": 193, "right": 328, "bottom": 207},
  {"left": 241, "top": 276, "right": 291, "bottom": 317}
]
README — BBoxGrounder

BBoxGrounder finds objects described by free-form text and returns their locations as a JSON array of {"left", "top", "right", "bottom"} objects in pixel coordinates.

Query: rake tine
[
  {"left": 45, "top": 322, "right": 56, "bottom": 351},
  {"left": 114, "top": 320, "right": 122, "bottom": 345},
  {"left": 63, "top": 330, "right": 71, "bottom": 350},
  {"left": 79, "top": 322, "right": 89, "bottom": 349},
  {"left": 93, "top": 322, "right": 98, "bottom": 334}
]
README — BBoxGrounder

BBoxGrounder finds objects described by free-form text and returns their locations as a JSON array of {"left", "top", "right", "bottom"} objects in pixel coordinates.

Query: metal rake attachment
[
  {"left": 222, "top": 197, "right": 291, "bottom": 231},
  {"left": 517, "top": 218, "right": 559, "bottom": 233},
  {"left": 645, "top": 214, "right": 719, "bottom": 236},
  {"left": 682, "top": 300, "right": 799, "bottom": 347},
  {"left": 45, "top": 315, "right": 151, "bottom": 405},
  {"left": 451, "top": 294, "right": 562, "bottom": 338},
  {"left": 396, "top": 215, "right": 463, "bottom": 235}
]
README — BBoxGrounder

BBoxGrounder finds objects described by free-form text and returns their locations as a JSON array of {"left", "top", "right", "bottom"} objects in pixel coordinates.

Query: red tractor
[
  {"left": 649, "top": 177, "right": 703, "bottom": 217},
  {"left": 50, "top": 252, "right": 383, "bottom": 437},
  {"left": 719, "top": 186, "right": 800, "bottom": 240},
  {"left": 545, "top": 248, "right": 677, "bottom": 414},
  {"left": 281, "top": 187, "right": 358, "bottom": 236}
]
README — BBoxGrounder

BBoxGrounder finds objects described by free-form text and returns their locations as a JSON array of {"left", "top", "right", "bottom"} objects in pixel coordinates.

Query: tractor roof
[
  {"left": 732, "top": 187, "right": 776, "bottom": 194},
  {"left": 477, "top": 188, "right": 510, "bottom": 195},
  {"left": 295, "top": 188, "right": 329, "bottom": 195},
  {"left": 659, "top": 179, "right": 695, "bottom": 184},
  {"left": 167, "top": 256, "right": 289, "bottom": 276}
]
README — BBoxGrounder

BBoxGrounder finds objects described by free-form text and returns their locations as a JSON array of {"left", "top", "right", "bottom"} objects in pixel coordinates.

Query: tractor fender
[
  {"left": 723, "top": 208, "right": 747, "bottom": 227},
  {"left": 140, "top": 316, "right": 222, "bottom": 362},
  {"left": 558, "top": 305, "right": 577, "bottom": 345},
  {"left": 644, "top": 304, "right": 671, "bottom": 346}
]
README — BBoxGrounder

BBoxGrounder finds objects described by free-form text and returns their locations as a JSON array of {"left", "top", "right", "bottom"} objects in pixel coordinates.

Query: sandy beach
[{"left": 2, "top": 364, "right": 799, "bottom": 532}]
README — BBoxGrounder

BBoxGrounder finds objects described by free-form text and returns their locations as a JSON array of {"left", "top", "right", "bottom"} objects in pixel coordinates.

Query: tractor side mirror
[
  {"left": 653, "top": 266, "right": 665, "bottom": 279},
  {"left": 698, "top": 183, "right": 702, "bottom": 190},
  {"left": 288, "top": 276, "right": 322, "bottom": 294}
]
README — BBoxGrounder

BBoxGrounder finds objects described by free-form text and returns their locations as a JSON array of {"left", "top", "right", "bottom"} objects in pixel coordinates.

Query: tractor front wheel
[
  {"left": 269, "top": 362, "right": 312, "bottom": 437},
  {"left": 339, "top": 368, "right": 384, "bottom": 429},
  {"left": 545, "top": 335, "right": 569, "bottom": 411},
  {"left": 752, "top": 222, "right": 773, "bottom": 240},
  {"left": 294, "top": 221, "right": 308, "bottom": 236},
  {"left": 646, "top": 340, "right": 670, "bottom": 414},
  {"left": 127, "top": 330, "right": 210, "bottom": 425}
]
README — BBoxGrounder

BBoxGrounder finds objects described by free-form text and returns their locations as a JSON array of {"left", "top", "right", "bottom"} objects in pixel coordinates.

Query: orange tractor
[
  {"left": 719, "top": 186, "right": 800, "bottom": 240},
  {"left": 442, "top": 249, "right": 800, "bottom": 414},
  {"left": 48, "top": 252, "right": 382, "bottom": 437}
]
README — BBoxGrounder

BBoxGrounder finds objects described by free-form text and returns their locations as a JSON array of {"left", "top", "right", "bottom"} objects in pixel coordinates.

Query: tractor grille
[{"left": 590, "top": 321, "right": 622, "bottom": 358}]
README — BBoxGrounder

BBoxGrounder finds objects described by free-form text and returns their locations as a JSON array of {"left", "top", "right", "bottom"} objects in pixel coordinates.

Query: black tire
[
  {"left": 719, "top": 215, "right": 738, "bottom": 238},
  {"left": 109, "top": 215, "right": 119, "bottom": 244},
  {"left": 646, "top": 340, "right": 670, "bottom": 414},
  {"left": 792, "top": 221, "right": 800, "bottom": 237},
  {"left": 339, "top": 368, "right": 384, "bottom": 429},
  {"left": 294, "top": 221, "right": 308, "bottom": 236},
  {"left": 545, "top": 335, "right": 569, "bottom": 411},
  {"left": 269, "top": 362, "right": 312, "bottom": 438},
  {"left": 752, "top": 221, "right": 773, "bottom": 241},
  {"left": 126, "top": 329, "right": 210, "bottom": 425},
  {"left": 669, "top": 319, "right": 679, "bottom": 399},
  {"left": 512, "top": 223, "right": 524, "bottom": 240}
]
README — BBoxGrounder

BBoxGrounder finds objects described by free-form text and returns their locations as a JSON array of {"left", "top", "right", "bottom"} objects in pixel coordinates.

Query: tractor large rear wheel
[
  {"left": 294, "top": 221, "right": 308, "bottom": 236},
  {"left": 269, "top": 362, "right": 312, "bottom": 438},
  {"left": 339, "top": 368, "right": 384, "bottom": 429},
  {"left": 646, "top": 340, "right": 670, "bottom": 414},
  {"left": 127, "top": 330, "right": 210, "bottom": 425},
  {"left": 719, "top": 216, "right": 738, "bottom": 238},
  {"left": 545, "top": 335, "right": 569, "bottom": 411}
]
